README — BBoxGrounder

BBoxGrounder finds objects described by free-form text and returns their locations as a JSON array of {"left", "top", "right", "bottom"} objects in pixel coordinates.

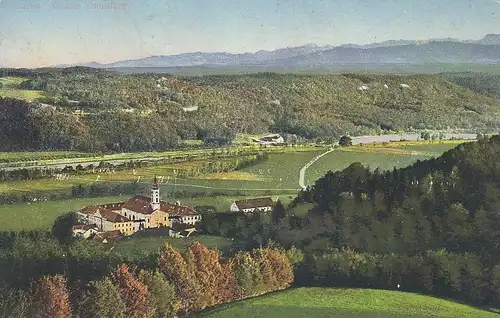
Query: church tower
[{"left": 150, "top": 176, "right": 161, "bottom": 210}]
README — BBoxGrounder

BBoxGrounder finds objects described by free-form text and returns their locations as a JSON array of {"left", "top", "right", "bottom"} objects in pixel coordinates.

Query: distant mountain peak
[{"left": 51, "top": 34, "right": 500, "bottom": 69}]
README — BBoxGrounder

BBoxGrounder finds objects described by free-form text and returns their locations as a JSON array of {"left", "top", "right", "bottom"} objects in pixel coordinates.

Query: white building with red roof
[{"left": 77, "top": 177, "right": 201, "bottom": 236}]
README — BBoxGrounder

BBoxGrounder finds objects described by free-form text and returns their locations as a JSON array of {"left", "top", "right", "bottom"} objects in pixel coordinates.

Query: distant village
[{"left": 72, "top": 176, "right": 276, "bottom": 243}]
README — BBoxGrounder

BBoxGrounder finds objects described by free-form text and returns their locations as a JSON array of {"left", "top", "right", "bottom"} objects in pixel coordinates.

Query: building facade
[
  {"left": 230, "top": 197, "right": 274, "bottom": 213},
  {"left": 76, "top": 177, "right": 201, "bottom": 237}
]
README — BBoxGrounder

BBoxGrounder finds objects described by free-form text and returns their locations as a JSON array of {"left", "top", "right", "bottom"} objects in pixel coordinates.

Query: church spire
[{"left": 151, "top": 176, "right": 160, "bottom": 210}]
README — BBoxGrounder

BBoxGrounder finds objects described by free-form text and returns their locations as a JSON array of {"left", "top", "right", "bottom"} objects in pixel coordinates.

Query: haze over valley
[{"left": 2, "top": 1, "right": 500, "bottom": 317}]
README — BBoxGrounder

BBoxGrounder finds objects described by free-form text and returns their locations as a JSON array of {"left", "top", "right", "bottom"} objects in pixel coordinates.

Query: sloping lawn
[{"left": 197, "top": 287, "right": 499, "bottom": 318}]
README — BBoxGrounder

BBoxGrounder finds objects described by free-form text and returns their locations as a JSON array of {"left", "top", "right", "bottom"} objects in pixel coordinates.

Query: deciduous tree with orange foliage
[
  {"left": 112, "top": 264, "right": 153, "bottom": 318},
  {"left": 157, "top": 242, "right": 202, "bottom": 313},
  {"left": 30, "top": 274, "right": 72, "bottom": 318},
  {"left": 252, "top": 246, "right": 294, "bottom": 292},
  {"left": 219, "top": 258, "right": 242, "bottom": 302},
  {"left": 188, "top": 242, "right": 241, "bottom": 307},
  {"left": 264, "top": 247, "right": 294, "bottom": 290},
  {"left": 188, "top": 242, "right": 220, "bottom": 308}
]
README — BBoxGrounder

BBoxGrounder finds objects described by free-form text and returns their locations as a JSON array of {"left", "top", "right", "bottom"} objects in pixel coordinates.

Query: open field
[
  {"left": 0, "top": 196, "right": 129, "bottom": 232},
  {"left": 0, "top": 148, "right": 324, "bottom": 194},
  {"left": 0, "top": 144, "right": 320, "bottom": 169},
  {"left": 0, "top": 77, "right": 47, "bottom": 101},
  {"left": 305, "top": 141, "right": 463, "bottom": 186},
  {"left": 197, "top": 287, "right": 499, "bottom": 318},
  {"left": 110, "top": 235, "right": 235, "bottom": 257},
  {"left": 0, "top": 141, "right": 468, "bottom": 195}
]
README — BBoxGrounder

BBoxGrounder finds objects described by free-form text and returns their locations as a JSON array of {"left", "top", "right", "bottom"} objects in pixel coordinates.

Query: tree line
[
  {"left": 0, "top": 232, "right": 293, "bottom": 318},
  {"left": 0, "top": 152, "right": 268, "bottom": 182},
  {"left": 197, "top": 135, "right": 500, "bottom": 308}
]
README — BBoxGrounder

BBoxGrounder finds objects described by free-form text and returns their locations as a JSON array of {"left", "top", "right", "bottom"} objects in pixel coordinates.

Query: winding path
[{"left": 299, "top": 148, "right": 335, "bottom": 190}]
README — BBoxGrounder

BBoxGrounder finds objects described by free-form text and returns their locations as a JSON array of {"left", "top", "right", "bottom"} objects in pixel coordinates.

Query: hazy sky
[{"left": 0, "top": 0, "right": 498, "bottom": 67}]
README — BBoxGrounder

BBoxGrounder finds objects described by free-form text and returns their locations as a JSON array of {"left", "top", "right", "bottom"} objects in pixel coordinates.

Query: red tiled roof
[
  {"left": 123, "top": 195, "right": 198, "bottom": 216},
  {"left": 99, "top": 209, "right": 129, "bottom": 223},
  {"left": 72, "top": 224, "right": 98, "bottom": 231},
  {"left": 79, "top": 203, "right": 123, "bottom": 215},
  {"left": 171, "top": 222, "right": 196, "bottom": 232},
  {"left": 160, "top": 202, "right": 197, "bottom": 216},
  {"left": 99, "top": 202, "right": 125, "bottom": 210},
  {"left": 234, "top": 197, "right": 274, "bottom": 210},
  {"left": 123, "top": 195, "right": 155, "bottom": 214},
  {"left": 92, "top": 230, "right": 123, "bottom": 242},
  {"left": 80, "top": 205, "right": 99, "bottom": 215}
]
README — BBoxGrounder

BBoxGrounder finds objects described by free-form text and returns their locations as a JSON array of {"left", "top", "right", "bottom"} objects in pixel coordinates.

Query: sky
[{"left": 0, "top": 0, "right": 498, "bottom": 67}]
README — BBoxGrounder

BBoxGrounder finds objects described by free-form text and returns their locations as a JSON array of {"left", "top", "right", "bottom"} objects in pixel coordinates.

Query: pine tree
[
  {"left": 30, "top": 274, "right": 72, "bottom": 318},
  {"left": 112, "top": 264, "right": 153, "bottom": 318},
  {"left": 138, "top": 270, "right": 180, "bottom": 318},
  {"left": 78, "top": 277, "right": 127, "bottom": 318},
  {"left": 232, "top": 251, "right": 263, "bottom": 297},
  {"left": 0, "top": 286, "right": 29, "bottom": 318},
  {"left": 271, "top": 200, "right": 287, "bottom": 224}
]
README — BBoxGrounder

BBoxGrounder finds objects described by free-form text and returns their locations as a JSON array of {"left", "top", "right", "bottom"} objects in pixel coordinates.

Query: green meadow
[
  {"left": 0, "top": 196, "right": 129, "bottom": 232},
  {"left": 0, "top": 140, "right": 468, "bottom": 232},
  {"left": 305, "top": 141, "right": 463, "bottom": 186},
  {"left": 0, "top": 77, "right": 47, "bottom": 101},
  {"left": 197, "top": 287, "right": 499, "bottom": 318}
]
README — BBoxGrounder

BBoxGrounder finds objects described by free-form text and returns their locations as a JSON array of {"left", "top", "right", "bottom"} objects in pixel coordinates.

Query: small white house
[
  {"left": 358, "top": 85, "right": 369, "bottom": 91},
  {"left": 72, "top": 224, "right": 99, "bottom": 239},
  {"left": 400, "top": 84, "right": 410, "bottom": 88},
  {"left": 384, "top": 84, "right": 389, "bottom": 89},
  {"left": 230, "top": 197, "right": 274, "bottom": 213},
  {"left": 254, "top": 134, "right": 284, "bottom": 145}
]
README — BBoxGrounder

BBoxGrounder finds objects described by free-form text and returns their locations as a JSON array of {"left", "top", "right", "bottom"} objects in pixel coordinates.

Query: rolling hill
[
  {"left": 196, "top": 288, "right": 499, "bottom": 318},
  {"left": 1, "top": 69, "right": 500, "bottom": 152}
]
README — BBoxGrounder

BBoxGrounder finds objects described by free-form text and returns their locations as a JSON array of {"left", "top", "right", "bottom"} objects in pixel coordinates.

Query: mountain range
[{"left": 58, "top": 34, "right": 500, "bottom": 68}]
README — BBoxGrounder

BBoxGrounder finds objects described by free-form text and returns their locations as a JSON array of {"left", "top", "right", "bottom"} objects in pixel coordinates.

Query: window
[{"left": 164, "top": 217, "right": 167, "bottom": 221}]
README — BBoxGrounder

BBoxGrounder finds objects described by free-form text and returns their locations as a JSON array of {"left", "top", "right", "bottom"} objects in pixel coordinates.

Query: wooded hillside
[{"left": 1, "top": 68, "right": 500, "bottom": 151}]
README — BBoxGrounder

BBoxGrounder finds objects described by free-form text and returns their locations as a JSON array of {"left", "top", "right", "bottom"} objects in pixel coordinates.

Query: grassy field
[
  {"left": 110, "top": 235, "right": 234, "bottom": 257},
  {"left": 0, "top": 196, "right": 129, "bottom": 231},
  {"left": 0, "top": 77, "right": 47, "bottom": 101},
  {"left": 197, "top": 287, "right": 499, "bottom": 318},
  {"left": 0, "top": 149, "right": 323, "bottom": 194},
  {"left": 0, "top": 141, "right": 467, "bottom": 195},
  {"left": 305, "top": 141, "right": 463, "bottom": 186},
  {"left": 0, "top": 144, "right": 320, "bottom": 168},
  {"left": 0, "top": 194, "right": 295, "bottom": 232}
]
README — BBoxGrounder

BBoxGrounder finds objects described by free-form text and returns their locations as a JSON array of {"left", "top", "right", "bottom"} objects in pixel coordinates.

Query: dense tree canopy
[{"left": 1, "top": 69, "right": 499, "bottom": 151}]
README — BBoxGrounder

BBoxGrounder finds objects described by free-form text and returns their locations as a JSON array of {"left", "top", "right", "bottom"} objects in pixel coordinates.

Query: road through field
[
  {"left": 298, "top": 133, "right": 477, "bottom": 189},
  {"left": 299, "top": 148, "right": 335, "bottom": 189}
]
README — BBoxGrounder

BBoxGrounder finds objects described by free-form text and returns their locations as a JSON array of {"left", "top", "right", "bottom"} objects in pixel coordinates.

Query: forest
[
  {"left": 198, "top": 134, "right": 500, "bottom": 308},
  {"left": 0, "top": 231, "right": 294, "bottom": 318},
  {"left": 1, "top": 128, "right": 500, "bottom": 316},
  {"left": 1, "top": 68, "right": 500, "bottom": 151}
]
